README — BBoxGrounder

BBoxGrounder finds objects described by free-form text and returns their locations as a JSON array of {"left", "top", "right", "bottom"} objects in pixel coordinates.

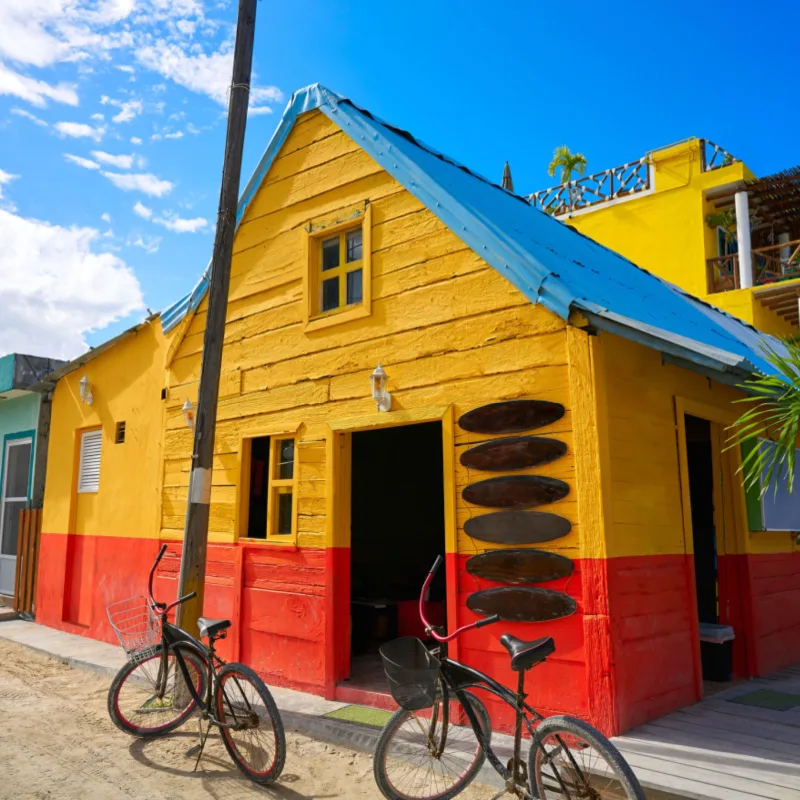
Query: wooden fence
[{"left": 13, "top": 508, "right": 42, "bottom": 615}]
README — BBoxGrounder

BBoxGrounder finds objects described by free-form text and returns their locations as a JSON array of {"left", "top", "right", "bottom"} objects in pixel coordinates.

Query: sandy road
[{"left": 0, "top": 638, "right": 493, "bottom": 799}]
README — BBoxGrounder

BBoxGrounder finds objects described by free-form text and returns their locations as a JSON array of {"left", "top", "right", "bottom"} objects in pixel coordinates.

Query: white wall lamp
[
  {"left": 79, "top": 375, "right": 93, "bottom": 405},
  {"left": 370, "top": 362, "right": 392, "bottom": 412},
  {"left": 182, "top": 398, "right": 195, "bottom": 430}
]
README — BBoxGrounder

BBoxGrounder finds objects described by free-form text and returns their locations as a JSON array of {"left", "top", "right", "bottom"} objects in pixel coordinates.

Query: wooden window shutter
[{"left": 78, "top": 430, "right": 103, "bottom": 493}]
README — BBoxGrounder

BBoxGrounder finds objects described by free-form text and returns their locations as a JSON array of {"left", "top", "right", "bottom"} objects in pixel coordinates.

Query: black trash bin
[{"left": 699, "top": 623, "right": 735, "bottom": 682}]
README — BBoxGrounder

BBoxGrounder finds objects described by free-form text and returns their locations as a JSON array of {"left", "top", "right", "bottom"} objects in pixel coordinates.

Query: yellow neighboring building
[{"left": 530, "top": 139, "right": 800, "bottom": 337}]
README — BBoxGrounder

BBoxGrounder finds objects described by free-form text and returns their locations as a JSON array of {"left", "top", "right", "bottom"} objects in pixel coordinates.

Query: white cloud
[
  {"left": 153, "top": 212, "right": 207, "bottom": 233},
  {"left": 164, "top": 130, "right": 183, "bottom": 139},
  {"left": 130, "top": 136, "right": 142, "bottom": 145},
  {"left": 0, "top": 207, "right": 144, "bottom": 359},
  {"left": 55, "top": 121, "right": 106, "bottom": 141},
  {"left": 116, "top": 65, "right": 135, "bottom": 74},
  {"left": 101, "top": 171, "right": 172, "bottom": 197},
  {"left": 101, "top": 212, "right": 111, "bottom": 223},
  {"left": 186, "top": 122, "right": 201, "bottom": 135},
  {"left": 248, "top": 105, "right": 274, "bottom": 117},
  {"left": 133, "top": 201, "right": 152, "bottom": 219},
  {"left": 111, "top": 98, "right": 143, "bottom": 123},
  {"left": 127, "top": 233, "right": 161, "bottom": 254},
  {"left": 64, "top": 153, "right": 101, "bottom": 170},
  {"left": 0, "top": 62, "right": 78, "bottom": 108},
  {"left": 90, "top": 112, "right": 104, "bottom": 121},
  {"left": 10, "top": 107, "right": 48, "bottom": 127},
  {"left": 92, "top": 150, "right": 135, "bottom": 169},
  {"left": 0, "top": 169, "right": 18, "bottom": 200},
  {"left": 135, "top": 41, "right": 282, "bottom": 113}
]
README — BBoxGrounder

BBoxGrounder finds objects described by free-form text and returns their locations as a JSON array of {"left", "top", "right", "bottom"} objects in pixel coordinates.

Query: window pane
[
  {"left": 4, "top": 441, "right": 31, "bottom": 498},
  {"left": 346, "top": 228, "right": 362, "bottom": 263},
  {"left": 277, "top": 439, "right": 294, "bottom": 480},
  {"left": 277, "top": 491, "right": 293, "bottom": 535},
  {"left": 321, "top": 237, "right": 340, "bottom": 271},
  {"left": 322, "top": 276, "right": 339, "bottom": 312},
  {"left": 346, "top": 269, "right": 363, "bottom": 305},
  {"left": 1, "top": 500, "right": 25, "bottom": 556},
  {"left": 247, "top": 436, "right": 270, "bottom": 539}
]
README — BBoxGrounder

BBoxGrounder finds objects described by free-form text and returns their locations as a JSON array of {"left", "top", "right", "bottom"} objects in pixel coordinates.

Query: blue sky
[{"left": 1, "top": 0, "right": 797, "bottom": 359}]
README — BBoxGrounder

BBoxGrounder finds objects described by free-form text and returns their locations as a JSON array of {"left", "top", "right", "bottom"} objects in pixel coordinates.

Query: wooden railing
[
  {"left": 707, "top": 240, "right": 800, "bottom": 293},
  {"left": 13, "top": 507, "right": 42, "bottom": 615},
  {"left": 701, "top": 139, "right": 739, "bottom": 172},
  {"left": 528, "top": 157, "right": 650, "bottom": 215}
]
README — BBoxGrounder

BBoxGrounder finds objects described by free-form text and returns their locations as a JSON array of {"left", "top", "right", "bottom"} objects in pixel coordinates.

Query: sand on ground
[{"left": 0, "top": 638, "right": 496, "bottom": 799}]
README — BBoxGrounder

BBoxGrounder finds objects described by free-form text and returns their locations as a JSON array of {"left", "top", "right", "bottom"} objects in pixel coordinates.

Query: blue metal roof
[{"left": 162, "top": 84, "right": 783, "bottom": 380}]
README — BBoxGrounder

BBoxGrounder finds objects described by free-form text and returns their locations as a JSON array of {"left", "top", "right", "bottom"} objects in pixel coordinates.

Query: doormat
[
  {"left": 323, "top": 704, "right": 393, "bottom": 728},
  {"left": 728, "top": 689, "right": 800, "bottom": 711}
]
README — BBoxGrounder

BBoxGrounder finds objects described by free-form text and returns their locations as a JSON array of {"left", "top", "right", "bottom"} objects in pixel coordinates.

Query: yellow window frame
[
  {"left": 236, "top": 428, "right": 299, "bottom": 545},
  {"left": 303, "top": 204, "right": 372, "bottom": 332}
]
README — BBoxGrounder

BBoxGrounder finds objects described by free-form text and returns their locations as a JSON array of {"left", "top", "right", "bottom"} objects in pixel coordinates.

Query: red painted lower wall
[{"left": 35, "top": 533, "right": 800, "bottom": 737}]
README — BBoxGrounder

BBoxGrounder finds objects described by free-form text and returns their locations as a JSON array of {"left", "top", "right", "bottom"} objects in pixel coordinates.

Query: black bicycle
[
  {"left": 373, "top": 556, "right": 645, "bottom": 800},
  {"left": 105, "top": 544, "right": 286, "bottom": 786}
]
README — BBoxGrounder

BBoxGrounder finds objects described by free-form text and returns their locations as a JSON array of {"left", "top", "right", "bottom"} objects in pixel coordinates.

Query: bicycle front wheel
[
  {"left": 107, "top": 645, "right": 207, "bottom": 738},
  {"left": 373, "top": 688, "right": 491, "bottom": 800},
  {"left": 529, "top": 715, "right": 645, "bottom": 800},
  {"left": 215, "top": 663, "right": 286, "bottom": 786}
]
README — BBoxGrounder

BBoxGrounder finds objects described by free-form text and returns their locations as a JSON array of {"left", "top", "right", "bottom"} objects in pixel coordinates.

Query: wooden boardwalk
[{"left": 612, "top": 665, "right": 800, "bottom": 799}]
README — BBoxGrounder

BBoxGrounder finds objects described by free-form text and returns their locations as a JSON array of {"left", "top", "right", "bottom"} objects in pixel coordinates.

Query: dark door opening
[
  {"left": 347, "top": 422, "right": 446, "bottom": 692},
  {"left": 685, "top": 415, "right": 718, "bottom": 626}
]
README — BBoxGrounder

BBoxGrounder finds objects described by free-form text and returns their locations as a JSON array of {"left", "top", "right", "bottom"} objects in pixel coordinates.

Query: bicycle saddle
[
  {"left": 499, "top": 634, "right": 555, "bottom": 672},
  {"left": 197, "top": 617, "right": 231, "bottom": 639}
]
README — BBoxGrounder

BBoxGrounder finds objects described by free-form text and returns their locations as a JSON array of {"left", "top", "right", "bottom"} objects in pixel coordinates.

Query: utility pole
[{"left": 177, "top": 0, "right": 258, "bottom": 637}]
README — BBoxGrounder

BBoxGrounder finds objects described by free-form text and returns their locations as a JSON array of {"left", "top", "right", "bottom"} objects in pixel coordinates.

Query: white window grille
[{"left": 78, "top": 430, "right": 102, "bottom": 493}]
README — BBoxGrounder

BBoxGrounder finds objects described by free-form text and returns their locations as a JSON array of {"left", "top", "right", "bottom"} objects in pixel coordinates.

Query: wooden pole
[{"left": 177, "top": 0, "right": 258, "bottom": 637}]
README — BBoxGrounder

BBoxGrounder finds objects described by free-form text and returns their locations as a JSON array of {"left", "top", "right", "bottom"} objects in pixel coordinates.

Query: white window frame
[{"left": 77, "top": 429, "right": 103, "bottom": 494}]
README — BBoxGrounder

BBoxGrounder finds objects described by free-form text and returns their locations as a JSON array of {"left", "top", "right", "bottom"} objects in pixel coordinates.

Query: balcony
[
  {"left": 529, "top": 139, "right": 737, "bottom": 216},
  {"left": 706, "top": 165, "right": 800, "bottom": 325}
]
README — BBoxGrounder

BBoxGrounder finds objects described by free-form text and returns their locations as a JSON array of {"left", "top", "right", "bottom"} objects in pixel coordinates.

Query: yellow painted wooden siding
[
  {"left": 42, "top": 321, "right": 168, "bottom": 539},
  {"left": 163, "top": 110, "right": 582, "bottom": 555},
  {"left": 597, "top": 333, "right": 796, "bottom": 558}
]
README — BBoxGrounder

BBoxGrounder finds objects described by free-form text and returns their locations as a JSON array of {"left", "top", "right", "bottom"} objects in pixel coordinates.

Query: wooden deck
[{"left": 612, "top": 665, "right": 800, "bottom": 799}]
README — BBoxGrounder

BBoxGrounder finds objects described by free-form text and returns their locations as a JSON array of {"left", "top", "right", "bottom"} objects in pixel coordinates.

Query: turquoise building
[{"left": 0, "top": 354, "right": 62, "bottom": 599}]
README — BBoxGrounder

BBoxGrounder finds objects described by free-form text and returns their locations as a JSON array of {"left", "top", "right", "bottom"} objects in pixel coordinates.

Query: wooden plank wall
[
  {"left": 160, "top": 109, "right": 581, "bottom": 707},
  {"left": 14, "top": 507, "right": 41, "bottom": 614}
]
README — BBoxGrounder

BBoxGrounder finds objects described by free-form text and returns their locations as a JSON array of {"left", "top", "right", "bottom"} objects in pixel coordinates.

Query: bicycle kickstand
[{"left": 186, "top": 716, "right": 212, "bottom": 772}]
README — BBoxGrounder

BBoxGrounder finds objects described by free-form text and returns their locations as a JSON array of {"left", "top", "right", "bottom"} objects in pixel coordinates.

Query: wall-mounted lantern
[
  {"left": 182, "top": 398, "right": 195, "bottom": 430},
  {"left": 370, "top": 362, "right": 391, "bottom": 412},
  {"left": 79, "top": 375, "right": 93, "bottom": 405}
]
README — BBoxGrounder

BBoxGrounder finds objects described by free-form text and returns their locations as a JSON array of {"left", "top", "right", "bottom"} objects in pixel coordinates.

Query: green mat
[
  {"left": 323, "top": 704, "right": 394, "bottom": 728},
  {"left": 728, "top": 689, "right": 800, "bottom": 711}
]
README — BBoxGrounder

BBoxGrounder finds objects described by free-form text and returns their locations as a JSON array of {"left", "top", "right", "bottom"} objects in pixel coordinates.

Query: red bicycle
[
  {"left": 105, "top": 544, "right": 286, "bottom": 785},
  {"left": 373, "top": 555, "right": 645, "bottom": 799}
]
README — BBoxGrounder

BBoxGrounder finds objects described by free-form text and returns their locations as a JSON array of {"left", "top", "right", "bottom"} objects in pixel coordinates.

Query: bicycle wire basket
[
  {"left": 106, "top": 596, "right": 162, "bottom": 664},
  {"left": 380, "top": 637, "right": 440, "bottom": 711}
]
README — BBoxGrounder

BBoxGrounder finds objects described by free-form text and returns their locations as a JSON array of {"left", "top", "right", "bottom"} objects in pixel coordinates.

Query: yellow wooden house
[{"left": 37, "top": 85, "right": 799, "bottom": 737}]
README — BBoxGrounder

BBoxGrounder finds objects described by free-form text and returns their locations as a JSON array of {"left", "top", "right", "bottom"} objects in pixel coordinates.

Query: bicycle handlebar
[
  {"left": 419, "top": 556, "right": 500, "bottom": 642},
  {"left": 147, "top": 544, "right": 168, "bottom": 607},
  {"left": 164, "top": 591, "right": 196, "bottom": 616}
]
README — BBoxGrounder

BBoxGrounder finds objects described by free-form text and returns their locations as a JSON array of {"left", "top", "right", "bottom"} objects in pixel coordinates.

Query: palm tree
[
  {"left": 729, "top": 341, "right": 800, "bottom": 496},
  {"left": 548, "top": 146, "right": 588, "bottom": 210}
]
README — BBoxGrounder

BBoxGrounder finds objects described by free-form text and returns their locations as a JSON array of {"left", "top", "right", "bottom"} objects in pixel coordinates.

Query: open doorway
[{"left": 346, "top": 421, "right": 446, "bottom": 693}]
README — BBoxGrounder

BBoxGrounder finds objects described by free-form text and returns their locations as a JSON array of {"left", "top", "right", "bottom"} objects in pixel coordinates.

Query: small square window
[
  {"left": 322, "top": 237, "right": 340, "bottom": 271},
  {"left": 346, "top": 228, "right": 362, "bottom": 263},
  {"left": 242, "top": 435, "right": 296, "bottom": 543},
  {"left": 322, "top": 276, "right": 339, "bottom": 312},
  {"left": 115, "top": 421, "right": 126, "bottom": 444},
  {"left": 346, "top": 269, "right": 363, "bottom": 305}
]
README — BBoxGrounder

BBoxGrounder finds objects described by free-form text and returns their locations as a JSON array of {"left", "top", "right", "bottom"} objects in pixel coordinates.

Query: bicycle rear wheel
[
  {"left": 107, "top": 645, "right": 207, "bottom": 738},
  {"left": 373, "top": 687, "right": 491, "bottom": 800},
  {"left": 529, "top": 716, "right": 645, "bottom": 800},
  {"left": 215, "top": 663, "right": 286, "bottom": 786}
]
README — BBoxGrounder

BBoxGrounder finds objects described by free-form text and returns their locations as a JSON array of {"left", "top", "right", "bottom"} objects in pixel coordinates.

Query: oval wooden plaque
[
  {"left": 458, "top": 400, "right": 565, "bottom": 435},
  {"left": 462, "top": 476, "right": 569, "bottom": 509},
  {"left": 464, "top": 511, "right": 571, "bottom": 545},
  {"left": 467, "top": 587, "right": 576, "bottom": 622},
  {"left": 466, "top": 549, "right": 574, "bottom": 585},
  {"left": 460, "top": 436, "right": 566, "bottom": 471}
]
